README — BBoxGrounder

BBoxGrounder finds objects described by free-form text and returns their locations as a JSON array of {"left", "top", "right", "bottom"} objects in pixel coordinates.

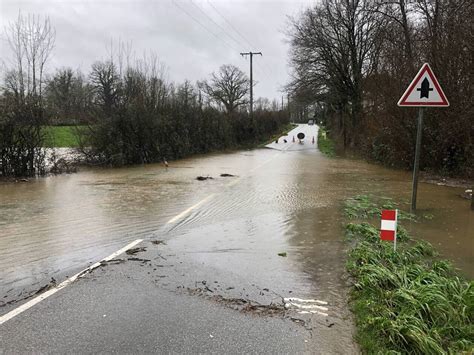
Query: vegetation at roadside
[
  {"left": 1, "top": 13, "right": 289, "bottom": 177},
  {"left": 42, "top": 126, "right": 83, "bottom": 148},
  {"left": 317, "top": 127, "right": 336, "bottom": 157},
  {"left": 344, "top": 195, "right": 474, "bottom": 354},
  {"left": 287, "top": 0, "right": 473, "bottom": 177}
]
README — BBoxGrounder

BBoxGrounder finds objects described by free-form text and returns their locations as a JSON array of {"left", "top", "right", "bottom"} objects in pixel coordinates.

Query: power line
[
  {"left": 172, "top": 0, "right": 237, "bottom": 53},
  {"left": 207, "top": 1, "right": 257, "bottom": 50},
  {"left": 189, "top": 0, "right": 243, "bottom": 50},
  {"left": 188, "top": 0, "right": 273, "bottom": 82}
]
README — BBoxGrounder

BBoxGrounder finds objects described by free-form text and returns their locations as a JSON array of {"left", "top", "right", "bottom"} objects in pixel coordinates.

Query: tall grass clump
[
  {"left": 344, "top": 196, "right": 473, "bottom": 354},
  {"left": 317, "top": 127, "right": 336, "bottom": 157}
]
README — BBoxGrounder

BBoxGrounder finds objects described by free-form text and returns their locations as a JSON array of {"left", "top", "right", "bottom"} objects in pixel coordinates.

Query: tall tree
[
  {"left": 1, "top": 12, "right": 55, "bottom": 177},
  {"left": 198, "top": 64, "right": 249, "bottom": 114},
  {"left": 288, "top": 0, "right": 383, "bottom": 146}
]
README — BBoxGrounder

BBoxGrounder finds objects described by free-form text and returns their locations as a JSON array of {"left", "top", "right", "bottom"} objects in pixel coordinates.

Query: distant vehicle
[{"left": 308, "top": 120, "right": 314, "bottom": 125}]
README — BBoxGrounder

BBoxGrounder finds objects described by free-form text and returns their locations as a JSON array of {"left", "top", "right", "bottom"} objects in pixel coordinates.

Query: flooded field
[{"left": 1, "top": 133, "right": 472, "bottom": 310}]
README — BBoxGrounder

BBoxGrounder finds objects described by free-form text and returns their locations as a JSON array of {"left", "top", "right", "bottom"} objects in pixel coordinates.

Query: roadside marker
[
  {"left": 380, "top": 210, "right": 398, "bottom": 251},
  {"left": 0, "top": 239, "right": 143, "bottom": 325}
]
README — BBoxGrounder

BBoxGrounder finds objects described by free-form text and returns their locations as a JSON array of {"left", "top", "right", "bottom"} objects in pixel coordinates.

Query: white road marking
[
  {"left": 248, "top": 153, "right": 279, "bottom": 174},
  {"left": 0, "top": 239, "right": 143, "bottom": 326},
  {"left": 225, "top": 177, "right": 242, "bottom": 187},
  {"left": 166, "top": 193, "right": 216, "bottom": 224},
  {"left": 286, "top": 302, "right": 328, "bottom": 311},
  {"left": 284, "top": 297, "right": 328, "bottom": 305},
  {"left": 170, "top": 152, "right": 280, "bottom": 220},
  {"left": 284, "top": 297, "right": 329, "bottom": 317}
]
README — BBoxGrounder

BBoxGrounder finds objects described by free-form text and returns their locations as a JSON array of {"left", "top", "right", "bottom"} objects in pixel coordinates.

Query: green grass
[
  {"left": 317, "top": 127, "right": 336, "bottom": 157},
  {"left": 344, "top": 194, "right": 416, "bottom": 221},
  {"left": 42, "top": 126, "right": 83, "bottom": 148},
  {"left": 344, "top": 195, "right": 474, "bottom": 354}
]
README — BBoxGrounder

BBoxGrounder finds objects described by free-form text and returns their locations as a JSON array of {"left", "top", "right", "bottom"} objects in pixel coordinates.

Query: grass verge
[
  {"left": 317, "top": 127, "right": 336, "bottom": 157},
  {"left": 42, "top": 126, "right": 83, "bottom": 148},
  {"left": 344, "top": 195, "right": 473, "bottom": 354}
]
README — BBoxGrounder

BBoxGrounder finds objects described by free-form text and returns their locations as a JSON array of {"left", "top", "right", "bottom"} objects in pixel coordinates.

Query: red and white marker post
[{"left": 380, "top": 210, "right": 398, "bottom": 251}]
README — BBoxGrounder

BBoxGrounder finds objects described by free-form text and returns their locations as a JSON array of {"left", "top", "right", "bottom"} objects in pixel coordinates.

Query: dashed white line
[
  {"left": 0, "top": 239, "right": 143, "bottom": 326},
  {"left": 166, "top": 193, "right": 216, "bottom": 224},
  {"left": 284, "top": 297, "right": 328, "bottom": 305},
  {"left": 284, "top": 297, "right": 330, "bottom": 317}
]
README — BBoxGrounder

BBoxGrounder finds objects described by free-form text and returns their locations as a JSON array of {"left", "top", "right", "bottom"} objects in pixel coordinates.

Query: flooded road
[{"left": 1, "top": 123, "right": 472, "bottom": 313}]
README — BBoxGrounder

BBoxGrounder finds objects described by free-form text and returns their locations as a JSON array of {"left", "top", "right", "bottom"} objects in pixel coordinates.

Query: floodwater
[{"left": 1, "top": 123, "right": 472, "bottom": 315}]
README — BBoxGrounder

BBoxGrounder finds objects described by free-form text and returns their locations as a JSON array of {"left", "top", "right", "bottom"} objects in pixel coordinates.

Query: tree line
[
  {"left": 287, "top": 0, "right": 472, "bottom": 176},
  {"left": 0, "top": 13, "right": 288, "bottom": 177}
]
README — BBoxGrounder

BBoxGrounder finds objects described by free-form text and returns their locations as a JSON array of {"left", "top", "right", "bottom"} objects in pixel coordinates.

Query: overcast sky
[{"left": 0, "top": 0, "right": 313, "bottom": 101}]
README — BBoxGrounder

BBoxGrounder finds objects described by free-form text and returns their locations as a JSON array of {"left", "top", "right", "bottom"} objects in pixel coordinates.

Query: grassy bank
[
  {"left": 42, "top": 126, "right": 83, "bottom": 148},
  {"left": 344, "top": 195, "right": 473, "bottom": 354},
  {"left": 317, "top": 127, "right": 336, "bottom": 157}
]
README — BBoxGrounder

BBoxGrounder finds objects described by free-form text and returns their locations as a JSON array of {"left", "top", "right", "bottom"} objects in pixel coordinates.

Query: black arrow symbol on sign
[{"left": 417, "top": 78, "right": 433, "bottom": 99}]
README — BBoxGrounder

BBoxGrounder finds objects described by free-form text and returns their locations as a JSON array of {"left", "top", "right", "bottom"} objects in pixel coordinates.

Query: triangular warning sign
[{"left": 398, "top": 63, "right": 449, "bottom": 107}]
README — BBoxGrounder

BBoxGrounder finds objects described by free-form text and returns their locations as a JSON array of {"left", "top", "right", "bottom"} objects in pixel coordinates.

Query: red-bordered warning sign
[{"left": 398, "top": 63, "right": 449, "bottom": 107}]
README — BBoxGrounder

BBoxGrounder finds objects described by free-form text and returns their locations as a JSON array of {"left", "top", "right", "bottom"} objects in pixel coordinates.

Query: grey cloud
[{"left": 0, "top": 0, "right": 311, "bottom": 100}]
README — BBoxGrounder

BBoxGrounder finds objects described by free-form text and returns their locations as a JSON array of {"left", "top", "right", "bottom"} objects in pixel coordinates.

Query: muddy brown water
[{"left": 1, "top": 134, "right": 472, "bottom": 311}]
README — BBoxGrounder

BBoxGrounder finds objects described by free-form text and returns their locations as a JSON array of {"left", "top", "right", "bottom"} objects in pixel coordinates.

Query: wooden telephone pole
[{"left": 240, "top": 51, "right": 262, "bottom": 115}]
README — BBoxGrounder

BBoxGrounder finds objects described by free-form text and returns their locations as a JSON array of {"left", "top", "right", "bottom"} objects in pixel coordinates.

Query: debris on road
[
  {"left": 151, "top": 240, "right": 166, "bottom": 245},
  {"left": 127, "top": 257, "right": 151, "bottom": 263},
  {"left": 278, "top": 252, "right": 287, "bottom": 257},
  {"left": 220, "top": 173, "right": 236, "bottom": 177},
  {"left": 126, "top": 247, "right": 147, "bottom": 255},
  {"left": 196, "top": 176, "right": 213, "bottom": 181},
  {"left": 100, "top": 259, "right": 125, "bottom": 266}
]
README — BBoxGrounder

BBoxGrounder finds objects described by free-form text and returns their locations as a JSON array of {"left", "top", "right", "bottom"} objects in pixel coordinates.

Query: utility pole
[
  {"left": 240, "top": 51, "right": 262, "bottom": 115},
  {"left": 287, "top": 93, "right": 291, "bottom": 120}
]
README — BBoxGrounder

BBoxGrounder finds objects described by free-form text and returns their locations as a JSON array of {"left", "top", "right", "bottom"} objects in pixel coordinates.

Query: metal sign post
[{"left": 411, "top": 108, "right": 424, "bottom": 211}]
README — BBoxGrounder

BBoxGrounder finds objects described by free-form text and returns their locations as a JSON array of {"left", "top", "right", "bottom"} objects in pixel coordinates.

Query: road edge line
[{"left": 0, "top": 238, "right": 143, "bottom": 326}]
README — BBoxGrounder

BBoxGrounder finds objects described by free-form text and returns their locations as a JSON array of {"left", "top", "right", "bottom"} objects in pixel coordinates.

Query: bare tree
[
  {"left": 198, "top": 65, "right": 249, "bottom": 114},
  {"left": 90, "top": 61, "right": 120, "bottom": 116},
  {"left": 4, "top": 12, "right": 55, "bottom": 102},
  {"left": 0, "top": 12, "right": 55, "bottom": 177},
  {"left": 288, "top": 0, "right": 384, "bottom": 147}
]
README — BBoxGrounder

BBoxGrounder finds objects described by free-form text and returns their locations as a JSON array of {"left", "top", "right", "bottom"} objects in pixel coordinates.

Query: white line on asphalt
[
  {"left": 0, "top": 239, "right": 143, "bottom": 326},
  {"left": 225, "top": 178, "right": 242, "bottom": 187},
  {"left": 284, "top": 297, "right": 328, "bottom": 305},
  {"left": 286, "top": 302, "right": 329, "bottom": 311},
  {"left": 247, "top": 153, "right": 279, "bottom": 174},
  {"left": 168, "top": 152, "right": 280, "bottom": 222},
  {"left": 166, "top": 193, "right": 216, "bottom": 224},
  {"left": 283, "top": 297, "right": 330, "bottom": 317}
]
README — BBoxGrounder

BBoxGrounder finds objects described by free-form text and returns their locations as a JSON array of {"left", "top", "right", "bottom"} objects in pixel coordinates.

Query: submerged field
[{"left": 42, "top": 126, "right": 83, "bottom": 148}]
